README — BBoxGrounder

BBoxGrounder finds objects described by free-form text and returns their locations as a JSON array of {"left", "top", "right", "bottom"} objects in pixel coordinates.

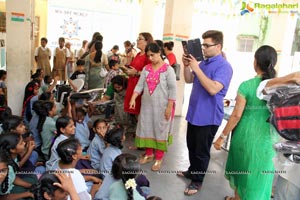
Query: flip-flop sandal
[
  {"left": 184, "top": 182, "right": 202, "bottom": 196},
  {"left": 177, "top": 170, "right": 191, "bottom": 179}
]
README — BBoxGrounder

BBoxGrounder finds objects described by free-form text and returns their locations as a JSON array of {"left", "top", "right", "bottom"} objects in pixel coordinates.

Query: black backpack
[{"left": 268, "top": 85, "right": 300, "bottom": 141}]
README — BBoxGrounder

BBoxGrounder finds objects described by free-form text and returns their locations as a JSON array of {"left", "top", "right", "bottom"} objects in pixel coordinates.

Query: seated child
[
  {"left": 37, "top": 171, "right": 80, "bottom": 200},
  {"left": 104, "top": 59, "right": 120, "bottom": 88},
  {"left": 71, "top": 101, "right": 94, "bottom": 151},
  {"left": 39, "top": 75, "right": 58, "bottom": 94},
  {"left": 0, "top": 133, "right": 35, "bottom": 199},
  {"left": 2, "top": 115, "right": 45, "bottom": 174},
  {"left": 99, "top": 127, "right": 124, "bottom": 174},
  {"left": 87, "top": 119, "right": 108, "bottom": 170},
  {"left": 22, "top": 80, "right": 40, "bottom": 125},
  {"left": 46, "top": 116, "right": 75, "bottom": 170},
  {"left": 0, "top": 102, "right": 12, "bottom": 133},
  {"left": 68, "top": 59, "right": 86, "bottom": 91},
  {"left": 108, "top": 153, "right": 145, "bottom": 200},
  {"left": 30, "top": 101, "right": 43, "bottom": 151},
  {"left": 95, "top": 153, "right": 150, "bottom": 200},
  {"left": 56, "top": 138, "right": 100, "bottom": 199},
  {"left": 36, "top": 101, "right": 57, "bottom": 161}
]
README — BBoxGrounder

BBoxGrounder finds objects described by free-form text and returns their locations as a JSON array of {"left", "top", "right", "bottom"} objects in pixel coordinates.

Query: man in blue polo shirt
[{"left": 178, "top": 30, "right": 233, "bottom": 196}]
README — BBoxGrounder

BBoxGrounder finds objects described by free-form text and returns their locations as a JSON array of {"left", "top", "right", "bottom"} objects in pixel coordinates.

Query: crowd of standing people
[{"left": 1, "top": 29, "right": 299, "bottom": 200}]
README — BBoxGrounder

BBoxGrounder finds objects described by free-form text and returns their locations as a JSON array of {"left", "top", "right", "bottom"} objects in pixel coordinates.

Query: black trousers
[{"left": 187, "top": 122, "right": 219, "bottom": 183}]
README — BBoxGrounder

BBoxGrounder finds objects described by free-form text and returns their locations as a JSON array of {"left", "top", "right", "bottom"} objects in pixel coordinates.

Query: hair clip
[{"left": 125, "top": 178, "right": 137, "bottom": 190}]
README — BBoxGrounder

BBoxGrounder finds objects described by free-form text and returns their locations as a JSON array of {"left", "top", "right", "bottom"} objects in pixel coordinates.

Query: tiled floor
[{"left": 123, "top": 116, "right": 234, "bottom": 200}]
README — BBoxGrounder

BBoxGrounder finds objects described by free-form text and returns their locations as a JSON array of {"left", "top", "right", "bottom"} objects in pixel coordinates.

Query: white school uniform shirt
[{"left": 59, "top": 168, "right": 91, "bottom": 200}]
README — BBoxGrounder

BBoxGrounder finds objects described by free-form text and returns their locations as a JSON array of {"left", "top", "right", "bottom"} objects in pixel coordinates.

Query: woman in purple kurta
[{"left": 129, "top": 43, "right": 176, "bottom": 171}]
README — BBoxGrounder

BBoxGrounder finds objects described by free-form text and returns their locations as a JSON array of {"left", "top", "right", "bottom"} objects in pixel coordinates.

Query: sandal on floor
[
  {"left": 139, "top": 154, "right": 154, "bottom": 164},
  {"left": 151, "top": 160, "right": 163, "bottom": 171},
  {"left": 184, "top": 181, "right": 202, "bottom": 196},
  {"left": 177, "top": 170, "right": 191, "bottom": 179},
  {"left": 224, "top": 196, "right": 234, "bottom": 200}
]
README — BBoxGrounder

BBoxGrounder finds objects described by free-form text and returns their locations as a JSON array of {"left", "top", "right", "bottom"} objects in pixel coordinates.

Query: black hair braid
[
  {"left": 36, "top": 101, "right": 53, "bottom": 134},
  {"left": 37, "top": 115, "right": 46, "bottom": 134},
  {"left": 94, "top": 41, "right": 103, "bottom": 63},
  {"left": 29, "top": 182, "right": 41, "bottom": 200},
  {"left": 122, "top": 177, "right": 134, "bottom": 200},
  {"left": 1, "top": 175, "right": 9, "bottom": 194},
  {"left": 34, "top": 187, "right": 42, "bottom": 200},
  {"left": 95, "top": 50, "right": 102, "bottom": 63}
]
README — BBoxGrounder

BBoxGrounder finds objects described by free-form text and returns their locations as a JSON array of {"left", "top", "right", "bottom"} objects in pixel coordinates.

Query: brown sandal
[
  {"left": 184, "top": 181, "right": 202, "bottom": 196},
  {"left": 139, "top": 154, "right": 154, "bottom": 164},
  {"left": 151, "top": 160, "right": 163, "bottom": 171}
]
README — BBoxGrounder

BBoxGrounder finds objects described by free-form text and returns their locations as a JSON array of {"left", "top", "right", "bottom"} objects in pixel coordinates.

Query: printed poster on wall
[{"left": 47, "top": 6, "right": 133, "bottom": 53}]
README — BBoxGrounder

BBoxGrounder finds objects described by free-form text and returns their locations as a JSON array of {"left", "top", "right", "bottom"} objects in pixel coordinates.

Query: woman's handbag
[{"left": 171, "top": 63, "right": 180, "bottom": 81}]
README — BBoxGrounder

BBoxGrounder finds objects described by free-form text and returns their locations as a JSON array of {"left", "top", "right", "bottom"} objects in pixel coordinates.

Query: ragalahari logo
[{"left": 240, "top": 1, "right": 254, "bottom": 15}]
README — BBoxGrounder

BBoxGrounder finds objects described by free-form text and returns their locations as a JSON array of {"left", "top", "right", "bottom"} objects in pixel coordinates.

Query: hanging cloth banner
[{"left": 11, "top": 12, "right": 25, "bottom": 22}]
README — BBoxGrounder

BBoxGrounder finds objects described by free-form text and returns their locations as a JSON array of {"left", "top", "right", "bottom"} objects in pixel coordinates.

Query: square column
[
  {"left": 6, "top": 0, "right": 34, "bottom": 114},
  {"left": 163, "top": 0, "right": 194, "bottom": 116}
]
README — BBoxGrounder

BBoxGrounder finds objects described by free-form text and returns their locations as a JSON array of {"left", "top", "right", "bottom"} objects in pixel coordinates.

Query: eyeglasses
[
  {"left": 136, "top": 38, "right": 145, "bottom": 41},
  {"left": 202, "top": 43, "right": 218, "bottom": 48}
]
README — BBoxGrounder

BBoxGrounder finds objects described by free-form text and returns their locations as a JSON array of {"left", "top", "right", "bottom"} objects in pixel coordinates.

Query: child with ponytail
[
  {"left": 99, "top": 126, "right": 124, "bottom": 174},
  {"left": 56, "top": 138, "right": 92, "bottom": 199},
  {"left": 108, "top": 153, "right": 144, "bottom": 200},
  {"left": 37, "top": 171, "right": 80, "bottom": 200},
  {"left": 0, "top": 133, "right": 35, "bottom": 199},
  {"left": 2, "top": 115, "right": 45, "bottom": 175},
  {"left": 46, "top": 116, "right": 75, "bottom": 170},
  {"left": 36, "top": 101, "right": 57, "bottom": 160},
  {"left": 95, "top": 153, "right": 149, "bottom": 200}
]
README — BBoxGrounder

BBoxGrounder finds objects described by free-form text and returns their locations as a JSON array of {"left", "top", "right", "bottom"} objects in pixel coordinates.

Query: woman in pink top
[{"left": 129, "top": 43, "right": 176, "bottom": 171}]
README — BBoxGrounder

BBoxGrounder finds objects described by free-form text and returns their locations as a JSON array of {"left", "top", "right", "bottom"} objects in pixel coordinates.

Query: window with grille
[{"left": 237, "top": 36, "right": 256, "bottom": 52}]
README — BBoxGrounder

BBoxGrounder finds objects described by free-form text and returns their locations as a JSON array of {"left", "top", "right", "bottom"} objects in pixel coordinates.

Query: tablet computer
[{"left": 182, "top": 38, "right": 204, "bottom": 61}]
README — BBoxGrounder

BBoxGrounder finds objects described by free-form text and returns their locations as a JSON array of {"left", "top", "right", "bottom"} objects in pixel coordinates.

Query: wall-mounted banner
[
  {"left": 163, "top": 33, "right": 189, "bottom": 42},
  {"left": 47, "top": 6, "right": 134, "bottom": 52},
  {"left": 11, "top": 12, "right": 25, "bottom": 22}
]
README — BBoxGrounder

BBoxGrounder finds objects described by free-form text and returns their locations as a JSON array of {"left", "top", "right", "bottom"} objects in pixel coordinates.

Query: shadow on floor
[{"left": 122, "top": 116, "right": 233, "bottom": 200}]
